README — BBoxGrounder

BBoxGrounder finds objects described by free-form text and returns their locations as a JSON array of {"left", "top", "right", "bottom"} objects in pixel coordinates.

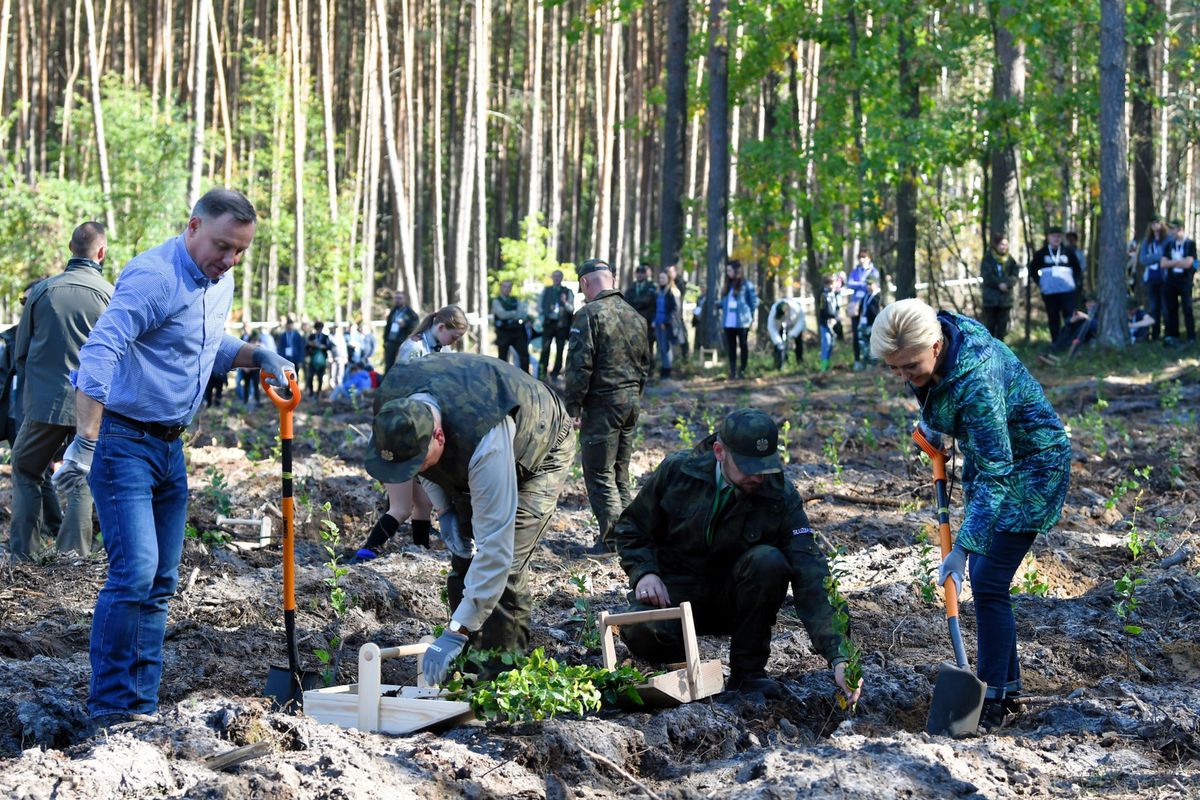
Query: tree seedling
[
  {"left": 674, "top": 415, "right": 696, "bottom": 449},
  {"left": 567, "top": 573, "right": 600, "bottom": 649},
  {"left": 913, "top": 526, "right": 938, "bottom": 604},
  {"left": 823, "top": 545, "right": 863, "bottom": 712}
]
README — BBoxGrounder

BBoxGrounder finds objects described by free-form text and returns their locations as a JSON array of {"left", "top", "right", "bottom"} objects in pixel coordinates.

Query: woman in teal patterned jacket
[{"left": 871, "top": 298, "right": 1070, "bottom": 730}]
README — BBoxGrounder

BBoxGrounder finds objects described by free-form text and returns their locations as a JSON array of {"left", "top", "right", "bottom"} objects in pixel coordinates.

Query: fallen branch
[
  {"left": 203, "top": 740, "right": 271, "bottom": 771},
  {"left": 576, "top": 744, "right": 663, "bottom": 800},
  {"left": 804, "top": 491, "right": 907, "bottom": 508}
]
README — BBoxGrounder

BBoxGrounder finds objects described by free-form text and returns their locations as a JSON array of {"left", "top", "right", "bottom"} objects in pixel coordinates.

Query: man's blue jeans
[
  {"left": 968, "top": 530, "right": 1037, "bottom": 700},
  {"left": 87, "top": 415, "right": 188, "bottom": 718}
]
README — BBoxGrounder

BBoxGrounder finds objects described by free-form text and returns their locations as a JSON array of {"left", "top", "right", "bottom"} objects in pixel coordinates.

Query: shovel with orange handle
[
  {"left": 260, "top": 369, "right": 321, "bottom": 711},
  {"left": 912, "top": 422, "right": 987, "bottom": 737}
]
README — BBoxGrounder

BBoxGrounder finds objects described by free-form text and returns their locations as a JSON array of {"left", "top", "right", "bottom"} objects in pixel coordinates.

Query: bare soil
[{"left": 2, "top": 355, "right": 1199, "bottom": 799}]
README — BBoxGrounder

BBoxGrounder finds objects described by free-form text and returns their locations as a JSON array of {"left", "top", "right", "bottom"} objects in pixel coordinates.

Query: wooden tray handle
[
  {"left": 598, "top": 601, "right": 704, "bottom": 701},
  {"left": 356, "top": 638, "right": 434, "bottom": 731}
]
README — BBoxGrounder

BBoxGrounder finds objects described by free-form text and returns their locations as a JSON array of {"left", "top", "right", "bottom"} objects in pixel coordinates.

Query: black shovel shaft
[
  {"left": 285, "top": 609, "right": 301, "bottom": 683},
  {"left": 946, "top": 615, "right": 970, "bottom": 671}
]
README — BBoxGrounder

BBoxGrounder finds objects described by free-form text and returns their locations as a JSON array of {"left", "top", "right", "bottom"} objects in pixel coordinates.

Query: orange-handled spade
[
  {"left": 912, "top": 423, "right": 987, "bottom": 737},
  {"left": 260, "top": 370, "right": 319, "bottom": 710}
]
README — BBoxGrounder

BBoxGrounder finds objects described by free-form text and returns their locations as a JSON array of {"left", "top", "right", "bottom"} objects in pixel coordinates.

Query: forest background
[{"left": 0, "top": 0, "right": 1197, "bottom": 348}]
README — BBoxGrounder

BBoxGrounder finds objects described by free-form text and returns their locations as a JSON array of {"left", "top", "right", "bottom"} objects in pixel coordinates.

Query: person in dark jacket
[
  {"left": 612, "top": 409, "right": 863, "bottom": 702},
  {"left": 306, "top": 322, "right": 332, "bottom": 398},
  {"left": 872, "top": 299, "right": 1070, "bottom": 731},
  {"left": 980, "top": 233, "right": 1021, "bottom": 341},
  {"left": 667, "top": 264, "right": 689, "bottom": 362},
  {"left": 1031, "top": 227, "right": 1083, "bottom": 342},
  {"left": 383, "top": 291, "right": 419, "bottom": 373},
  {"left": 9, "top": 222, "right": 114, "bottom": 559},
  {"left": 492, "top": 280, "right": 530, "bottom": 373},
  {"left": 1160, "top": 219, "right": 1198, "bottom": 346},
  {"left": 1138, "top": 219, "right": 1168, "bottom": 341},
  {"left": 563, "top": 259, "right": 650, "bottom": 553},
  {"left": 538, "top": 270, "right": 574, "bottom": 381},
  {"left": 854, "top": 277, "right": 883, "bottom": 368},
  {"left": 626, "top": 264, "right": 658, "bottom": 359}
]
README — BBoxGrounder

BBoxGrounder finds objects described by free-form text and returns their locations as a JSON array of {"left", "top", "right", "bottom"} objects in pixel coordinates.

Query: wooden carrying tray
[
  {"left": 304, "top": 642, "right": 475, "bottom": 735},
  {"left": 599, "top": 602, "right": 724, "bottom": 704}
]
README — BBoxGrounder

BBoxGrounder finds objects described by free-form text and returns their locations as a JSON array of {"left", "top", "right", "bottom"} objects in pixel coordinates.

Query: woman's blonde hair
[
  {"left": 870, "top": 298, "right": 941, "bottom": 358},
  {"left": 411, "top": 304, "right": 469, "bottom": 340}
]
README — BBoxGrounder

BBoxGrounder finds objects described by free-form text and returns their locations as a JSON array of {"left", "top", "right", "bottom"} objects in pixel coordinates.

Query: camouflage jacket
[
  {"left": 563, "top": 289, "right": 650, "bottom": 418},
  {"left": 914, "top": 313, "right": 1071, "bottom": 554},
  {"left": 375, "top": 352, "right": 568, "bottom": 494},
  {"left": 612, "top": 436, "right": 845, "bottom": 666}
]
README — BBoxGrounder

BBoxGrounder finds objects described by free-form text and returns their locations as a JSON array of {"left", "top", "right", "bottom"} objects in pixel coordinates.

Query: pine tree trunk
[
  {"left": 703, "top": 0, "right": 728, "bottom": 349},
  {"left": 58, "top": 0, "right": 82, "bottom": 179},
  {"left": 208, "top": 7, "right": 233, "bottom": 187},
  {"left": 988, "top": 4, "right": 1024, "bottom": 248},
  {"left": 0, "top": 0, "right": 11, "bottom": 153},
  {"left": 453, "top": 1, "right": 476, "bottom": 313},
  {"left": 894, "top": 15, "right": 919, "bottom": 300},
  {"left": 525, "top": 0, "right": 544, "bottom": 231},
  {"left": 317, "top": 0, "right": 341, "bottom": 318},
  {"left": 1098, "top": 0, "right": 1129, "bottom": 348},
  {"left": 473, "top": 0, "right": 490, "bottom": 354},
  {"left": 659, "top": 0, "right": 686, "bottom": 271},
  {"left": 1130, "top": 0, "right": 1155, "bottom": 238}
]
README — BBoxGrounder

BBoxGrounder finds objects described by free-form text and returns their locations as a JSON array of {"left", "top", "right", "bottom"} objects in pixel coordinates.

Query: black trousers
[
  {"left": 539, "top": 321, "right": 569, "bottom": 377},
  {"left": 1042, "top": 291, "right": 1076, "bottom": 343},
  {"left": 495, "top": 326, "right": 531, "bottom": 372},
  {"left": 619, "top": 545, "right": 792, "bottom": 676},
  {"left": 774, "top": 337, "right": 803, "bottom": 369},
  {"left": 981, "top": 305, "right": 1012, "bottom": 341},
  {"left": 1164, "top": 275, "right": 1195, "bottom": 341},
  {"left": 724, "top": 327, "right": 749, "bottom": 375}
]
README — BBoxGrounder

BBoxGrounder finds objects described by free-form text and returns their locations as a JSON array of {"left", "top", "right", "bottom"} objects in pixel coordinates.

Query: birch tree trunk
[
  {"left": 525, "top": 0, "right": 544, "bottom": 232},
  {"left": 82, "top": 0, "right": 116, "bottom": 234},
  {"left": 431, "top": 0, "right": 447, "bottom": 301},
  {"left": 1097, "top": 0, "right": 1129, "bottom": 347},
  {"left": 453, "top": 2, "right": 476, "bottom": 311},
  {"left": 186, "top": 0, "right": 210, "bottom": 209},
  {"left": 317, "top": 0, "right": 341, "bottom": 318},
  {"left": 474, "top": 0, "right": 490, "bottom": 354}
]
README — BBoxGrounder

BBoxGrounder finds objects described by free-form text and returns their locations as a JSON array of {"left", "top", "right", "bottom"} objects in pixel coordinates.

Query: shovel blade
[
  {"left": 264, "top": 665, "right": 323, "bottom": 712},
  {"left": 925, "top": 662, "right": 986, "bottom": 738}
]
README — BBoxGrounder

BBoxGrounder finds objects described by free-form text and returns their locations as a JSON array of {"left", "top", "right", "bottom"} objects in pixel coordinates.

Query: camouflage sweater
[
  {"left": 914, "top": 313, "right": 1071, "bottom": 554},
  {"left": 612, "top": 436, "right": 845, "bottom": 666},
  {"left": 563, "top": 289, "right": 650, "bottom": 417}
]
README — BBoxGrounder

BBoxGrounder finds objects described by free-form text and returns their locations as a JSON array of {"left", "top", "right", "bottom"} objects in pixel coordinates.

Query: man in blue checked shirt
[{"left": 53, "top": 188, "right": 295, "bottom": 731}]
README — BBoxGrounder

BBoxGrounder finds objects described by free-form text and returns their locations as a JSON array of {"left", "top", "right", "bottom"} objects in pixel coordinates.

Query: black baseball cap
[
  {"left": 578, "top": 258, "right": 613, "bottom": 277},
  {"left": 1045, "top": 225, "right": 1063, "bottom": 235},
  {"left": 364, "top": 398, "right": 435, "bottom": 483},
  {"left": 717, "top": 409, "right": 782, "bottom": 475}
]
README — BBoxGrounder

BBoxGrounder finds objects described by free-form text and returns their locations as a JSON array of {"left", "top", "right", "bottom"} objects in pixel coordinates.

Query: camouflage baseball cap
[
  {"left": 717, "top": 409, "right": 783, "bottom": 475},
  {"left": 364, "top": 398, "right": 435, "bottom": 483},
  {"left": 577, "top": 258, "right": 612, "bottom": 277}
]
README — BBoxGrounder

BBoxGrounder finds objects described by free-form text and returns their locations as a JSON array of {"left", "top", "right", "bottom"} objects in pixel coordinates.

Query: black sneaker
[
  {"left": 727, "top": 672, "right": 783, "bottom": 699},
  {"left": 978, "top": 699, "right": 1007, "bottom": 732}
]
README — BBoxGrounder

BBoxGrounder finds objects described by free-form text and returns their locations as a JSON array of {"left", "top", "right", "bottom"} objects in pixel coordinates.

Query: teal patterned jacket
[{"left": 913, "top": 313, "right": 1071, "bottom": 554}]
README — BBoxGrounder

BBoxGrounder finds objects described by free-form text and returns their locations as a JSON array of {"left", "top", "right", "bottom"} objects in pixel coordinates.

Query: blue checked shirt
[{"left": 75, "top": 235, "right": 245, "bottom": 425}]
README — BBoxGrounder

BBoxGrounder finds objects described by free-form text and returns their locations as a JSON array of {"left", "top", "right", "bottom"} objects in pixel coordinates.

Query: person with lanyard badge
[
  {"left": 871, "top": 298, "right": 1070, "bottom": 731},
  {"left": 1159, "top": 219, "right": 1198, "bottom": 347},
  {"left": 1138, "top": 219, "right": 1168, "bottom": 341},
  {"left": 353, "top": 305, "right": 469, "bottom": 560},
  {"left": 1030, "top": 226, "right": 1083, "bottom": 343},
  {"left": 56, "top": 188, "right": 295, "bottom": 731},
  {"left": 492, "top": 279, "right": 531, "bottom": 373},
  {"left": 538, "top": 270, "right": 574, "bottom": 382},
  {"left": 720, "top": 259, "right": 758, "bottom": 380},
  {"left": 846, "top": 250, "right": 880, "bottom": 364}
]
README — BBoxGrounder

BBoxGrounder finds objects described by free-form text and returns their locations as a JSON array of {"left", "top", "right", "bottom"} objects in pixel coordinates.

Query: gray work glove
[
  {"left": 52, "top": 435, "right": 97, "bottom": 495},
  {"left": 917, "top": 421, "right": 949, "bottom": 455},
  {"left": 439, "top": 509, "right": 475, "bottom": 560},
  {"left": 938, "top": 543, "right": 968, "bottom": 597},
  {"left": 422, "top": 630, "right": 468, "bottom": 687},
  {"left": 252, "top": 347, "right": 296, "bottom": 388}
]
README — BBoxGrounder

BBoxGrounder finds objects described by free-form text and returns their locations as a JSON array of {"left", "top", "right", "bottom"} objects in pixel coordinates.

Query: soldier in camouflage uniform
[
  {"left": 564, "top": 258, "right": 650, "bottom": 554},
  {"left": 612, "top": 409, "right": 863, "bottom": 701},
  {"left": 363, "top": 353, "right": 576, "bottom": 686}
]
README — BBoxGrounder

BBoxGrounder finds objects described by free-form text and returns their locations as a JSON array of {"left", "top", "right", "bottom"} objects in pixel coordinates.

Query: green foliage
[
  {"left": 913, "top": 526, "right": 938, "bottom": 604},
  {"left": 495, "top": 215, "right": 573, "bottom": 295},
  {"left": 567, "top": 573, "right": 600, "bottom": 649},
  {"left": 184, "top": 521, "right": 231, "bottom": 549},
  {"left": 202, "top": 466, "right": 233, "bottom": 516},
  {"left": 1160, "top": 380, "right": 1183, "bottom": 410},
  {"left": 674, "top": 415, "right": 697, "bottom": 450},
  {"left": 1010, "top": 556, "right": 1050, "bottom": 598},
  {"left": 320, "top": 502, "right": 350, "bottom": 617},
  {"left": 823, "top": 545, "right": 863, "bottom": 713},
  {"left": 778, "top": 420, "right": 792, "bottom": 465},
  {"left": 314, "top": 636, "right": 340, "bottom": 687},
  {"left": 823, "top": 427, "right": 847, "bottom": 483},
  {"left": 443, "top": 647, "right": 647, "bottom": 723}
]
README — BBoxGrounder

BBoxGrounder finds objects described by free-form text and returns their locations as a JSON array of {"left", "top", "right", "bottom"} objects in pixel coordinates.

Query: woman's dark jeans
[
  {"left": 724, "top": 327, "right": 749, "bottom": 376},
  {"left": 968, "top": 530, "right": 1037, "bottom": 699}
]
